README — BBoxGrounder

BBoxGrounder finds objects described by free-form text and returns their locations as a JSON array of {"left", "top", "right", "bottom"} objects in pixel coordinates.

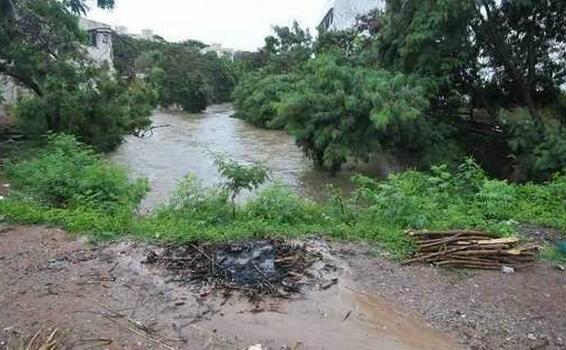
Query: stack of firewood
[{"left": 405, "top": 230, "right": 539, "bottom": 270}]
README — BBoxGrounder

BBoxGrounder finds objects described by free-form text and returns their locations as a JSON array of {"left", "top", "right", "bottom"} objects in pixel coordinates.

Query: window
[{"left": 88, "top": 31, "right": 98, "bottom": 47}]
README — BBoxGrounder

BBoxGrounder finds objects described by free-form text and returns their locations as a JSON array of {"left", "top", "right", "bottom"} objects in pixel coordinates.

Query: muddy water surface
[{"left": 111, "top": 105, "right": 397, "bottom": 210}]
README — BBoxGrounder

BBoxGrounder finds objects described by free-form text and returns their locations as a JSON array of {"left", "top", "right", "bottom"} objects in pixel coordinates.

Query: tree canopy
[
  {"left": 0, "top": 0, "right": 154, "bottom": 151},
  {"left": 232, "top": 0, "right": 566, "bottom": 179},
  {"left": 112, "top": 35, "right": 237, "bottom": 113}
]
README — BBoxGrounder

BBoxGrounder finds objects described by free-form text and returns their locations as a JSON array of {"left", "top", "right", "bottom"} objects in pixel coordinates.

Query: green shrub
[
  {"left": 214, "top": 155, "right": 269, "bottom": 216},
  {"left": 232, "top": 72, "right": 296, "bottom": 129},
  {"left": 245, "top": 182, "right": 320, "bottom": 225},
  {"left": 15, "top": 66, "right": 155, "bottom": 152},
  {"left": 281, "top": 55, "right": 430, "bottom": 172},
  {"left": 6, "top": 134, "right": 148, "bottom": 212},
  {"left": 164, "top": 175, "right": 231, "bottom": 224},
  {"left": 1, "top": 150, "right": 564, "bottom": 258}
]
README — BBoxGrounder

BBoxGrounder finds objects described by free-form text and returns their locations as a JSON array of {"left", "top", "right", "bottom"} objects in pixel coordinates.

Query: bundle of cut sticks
[{"left": 405, "top": 230, "right": 539, "bottom": 270}]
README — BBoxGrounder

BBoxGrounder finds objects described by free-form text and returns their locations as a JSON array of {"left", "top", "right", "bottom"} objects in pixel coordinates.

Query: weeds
[
  {"left": 214, "top": 155, "right": 269, "bottom": 216},
  {"left": 0, "top": 136, "right": 564, "bottom": 259}
]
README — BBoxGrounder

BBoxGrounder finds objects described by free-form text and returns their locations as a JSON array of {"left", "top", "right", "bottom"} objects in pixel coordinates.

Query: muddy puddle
[
  {"left": 112, "top": 239, "right": 462, "bottom": 350},
  {"left": 0, "top": 227, "right": 463, "bottom": 349}
]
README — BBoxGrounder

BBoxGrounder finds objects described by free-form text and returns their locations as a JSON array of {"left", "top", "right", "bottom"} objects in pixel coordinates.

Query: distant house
[
  {"left": 201, "top": 43, "right": 235, "bottom": 59},
  {"left": 79, "top": 18, "right": 114, "bottom": 66},
  {"left": 319, "top": 0, "right": 385, "bottom": 31}
]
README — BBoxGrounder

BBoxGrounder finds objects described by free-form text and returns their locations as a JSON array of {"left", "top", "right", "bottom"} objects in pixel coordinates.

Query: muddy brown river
[{"left": 111, "top": 104, "right": 398, "bottom": 210}]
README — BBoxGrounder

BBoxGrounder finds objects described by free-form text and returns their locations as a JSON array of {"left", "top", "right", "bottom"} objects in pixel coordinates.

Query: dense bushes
[
  {"left": 6, "top": 134, "right": 148, "bottom": 212},
  {"left": 232, "top": 72, "right": 296, "bottom": 129},
  {"left": 282, "top": 56, "right": 430, "bottom": 172},
  {"left": 15, "top": 66, "right": 155, "bottom": 152},
  {"left": 1, "top": 136, "right": 564, "bottom": 258}
]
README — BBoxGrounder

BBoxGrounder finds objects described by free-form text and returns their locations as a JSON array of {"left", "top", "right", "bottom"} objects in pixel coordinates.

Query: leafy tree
[
  {"left": 282, "top": 55, "right": 429, "bottom": 172},
  {"left": 1, "top": 0, "right": 154, "bottom": 150},
  {"left": 314, "top": 28, "right": 364, "bottom": 63},
  {"left": 232, "top": 50, "right": 269, "bottom": 77},
  {"left": 232, "top": 22, "right": 312, "bottom": 127},
  {"left": 374, "top": 0, "right": 566, "bottom": 127},
  {"left": 15, "top": 65, "right": 155, "bottom": 151},
  {"left": 214, "top": 155, "right": 269, "bottom": 216},
  {"left": 112, "top": 36, "right": 237, "bottom": 112},
  {"left": 232, "top": 72, "right": 296, "bottom": 129},
  {"left": 262, "top": 21, "right": 313, "bottom": 74}
]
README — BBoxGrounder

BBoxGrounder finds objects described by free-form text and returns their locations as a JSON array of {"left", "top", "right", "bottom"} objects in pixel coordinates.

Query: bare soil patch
[{"left": 0, "top": 225, "right": 564, "bottom": 349}]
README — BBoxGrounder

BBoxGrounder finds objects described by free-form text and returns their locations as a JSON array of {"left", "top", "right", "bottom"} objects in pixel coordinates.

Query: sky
[{"left": 86, "top": 0, "right": 330, "bottom": 51}]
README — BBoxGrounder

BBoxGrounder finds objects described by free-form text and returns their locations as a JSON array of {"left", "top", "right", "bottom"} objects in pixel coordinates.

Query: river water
[{"left": 112, "top": 104, "right": 397, "bottom": 210}]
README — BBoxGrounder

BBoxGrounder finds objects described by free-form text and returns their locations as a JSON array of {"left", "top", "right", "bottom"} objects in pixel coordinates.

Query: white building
[
  {"left": 201, "top": 43, "right": 234, "bottom": 59},
  {"left": 319, "top": 0, "right": 385, "bottom": 31},
  {"left": 79, "top": 18, "right": 114, "bottom": 66}
]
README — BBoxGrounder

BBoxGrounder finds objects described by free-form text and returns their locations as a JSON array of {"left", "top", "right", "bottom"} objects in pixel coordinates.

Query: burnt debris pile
[{"left": 145, "top": 240, "right": 336, "bottom": 298}]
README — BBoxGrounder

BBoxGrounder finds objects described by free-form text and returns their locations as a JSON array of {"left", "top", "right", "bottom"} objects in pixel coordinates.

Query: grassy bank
[{"left": 0, "top": 135, "right": 565, "bottom": 260}]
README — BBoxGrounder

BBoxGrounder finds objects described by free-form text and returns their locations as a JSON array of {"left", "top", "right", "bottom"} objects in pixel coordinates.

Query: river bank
[
  {"left": 1, "top": 225, "right": 565, "bottom": 350},
  {"left": 1, "top": 107, "right": 565, "bottom": 349}
]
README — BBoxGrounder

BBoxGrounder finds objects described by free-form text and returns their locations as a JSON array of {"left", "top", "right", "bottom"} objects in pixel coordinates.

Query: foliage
[
  {"left": 501, "top": 108, "right": 566, "bottom": 179},
  {"left": 351, "top": 158, "right": 566, "bottom": 234},
  {"left": 533, "top": 130, "right": 566, "bottom": 177},
  {"left": 214, "top": 155, "right": 269, "bottom": 215},
  {"left": 314, "top": 28, "right": 367, "bottom": 63},
  {"left": 369, "top": 0, "right": 566, "bottom": 178},
  {"left": 5, "top": 134, "right": 148, "bottom": 212},
  {"left": 2, "top": 145, "right": 564, "bottom": 259},
  {"left": 112, "top": 36, "right": 237, "bottom": 112},
  {"left": 231, "top": 1, "right": 566, "bottom": 180},
  {"left": 231, "top": 22, "right": 315, "bottom": 128},
  {"left": 163, "top": 175, "right": 231, "bottom": 225},
  {"left": 1, "top": 0, "right": 154, "bottom": 151},
  {"left": 281, "top": 55, "right": 429, "bottom": 172},
  {"left": 232, "top": 72, "right": 296, "bottom": 129},
  {"left": 15, "top": 65, "right": 155, "bottom": 151},
  {"left": 245, "top": 182, "right": 320, "bottom": 225},
  {"left": 262, "top": 21, "right": 313, "bottom": 74}
]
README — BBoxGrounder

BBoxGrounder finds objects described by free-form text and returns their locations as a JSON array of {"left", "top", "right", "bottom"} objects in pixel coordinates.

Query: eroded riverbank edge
[{"left": 0, "top": 225, "right": 564, "bottom": 350}]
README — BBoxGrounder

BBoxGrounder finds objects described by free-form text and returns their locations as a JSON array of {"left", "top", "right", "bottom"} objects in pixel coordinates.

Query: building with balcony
[{"left": 319, "top": 0, "right": 385, "bottom": 31}]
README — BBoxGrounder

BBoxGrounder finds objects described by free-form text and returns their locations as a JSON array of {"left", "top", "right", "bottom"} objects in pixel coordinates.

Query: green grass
[{"left": 0, "top": 136, "right": 565, "bottom": 260}]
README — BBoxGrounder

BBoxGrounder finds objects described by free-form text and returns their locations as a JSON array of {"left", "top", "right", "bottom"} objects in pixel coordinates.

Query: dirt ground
[{"left": 0, "top": 225, "right": 564, "bottom": 350}]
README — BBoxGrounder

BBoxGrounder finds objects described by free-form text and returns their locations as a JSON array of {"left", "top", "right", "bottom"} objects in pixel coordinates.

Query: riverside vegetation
[
  {"left": 0, "top": 0, "right": 565, "bottom": 262},
  {"left": 233, "top": 1, "right": 566, "bottom": 180},
  {"left": 1, "top": 135, "right": 565, "bottom": 261}
]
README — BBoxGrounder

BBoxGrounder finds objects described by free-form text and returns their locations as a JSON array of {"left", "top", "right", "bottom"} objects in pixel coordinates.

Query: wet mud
[{"left": 0, "top": 226, "right": 464, "bottom": 350}]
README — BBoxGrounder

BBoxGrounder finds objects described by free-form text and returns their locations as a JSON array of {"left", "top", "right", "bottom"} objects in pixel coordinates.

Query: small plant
[{"left": 214, "top": 155, "right": 269, "bottom": 216}]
